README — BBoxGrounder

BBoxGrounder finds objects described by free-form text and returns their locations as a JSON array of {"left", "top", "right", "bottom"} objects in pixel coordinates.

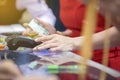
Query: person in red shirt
[
  {"left": 60, "top": 0, "right": 120, "bottom": 71},
  {"left": 32, "top": 0, "right": 120, "bottom": 72},
  {"left": 33, "top": 0, "right": 120, "bottom": 79}
]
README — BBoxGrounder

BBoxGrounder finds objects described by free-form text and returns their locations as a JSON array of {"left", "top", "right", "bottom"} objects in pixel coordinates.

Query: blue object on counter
[{"left": 31, "top": 50, "right": 60, "bottom": 56}]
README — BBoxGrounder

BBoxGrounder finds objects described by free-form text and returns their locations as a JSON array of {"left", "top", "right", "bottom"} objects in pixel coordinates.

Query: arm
[
  {"left": 16, "top": 0, "right": 56, "bottom": 26},
  {"left": 79, "top": 0, "right": 120, "bottom": 49},
  {"left": 33, "top": 26, "right": 120, "bottom": 52},
  {"left": 74, "top": 26, "right": 120, "bottom": 50},
  {"left": 33, "top": 0, "right": 120, "bottom": 52},
  {"left": 92, "top": 26, "right": 120, "bottom": 49}
]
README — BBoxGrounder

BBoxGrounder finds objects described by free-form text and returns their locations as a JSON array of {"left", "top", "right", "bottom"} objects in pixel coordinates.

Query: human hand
[
  {"left": 56, "top": 29, "right": 72, "bottom": 36},
  {"left": 36, "top": 17, "right": 56, "bottom": 34},
  {"left": 33, "top": 34, "right": 77, "bottom": 52},
  {"left": 22, "top": 18, "right": 56, "bottom": 37},
  {"left": 22, "top": 23, "right": 39, "bottom": 38},
  {"left": 0, "top": 60, "right": 22, "bottom": 80}
]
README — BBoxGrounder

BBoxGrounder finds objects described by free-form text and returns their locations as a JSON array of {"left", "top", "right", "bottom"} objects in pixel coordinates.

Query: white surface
[{"left": 0, "top": 24, "right": 26, "bottom": 33}]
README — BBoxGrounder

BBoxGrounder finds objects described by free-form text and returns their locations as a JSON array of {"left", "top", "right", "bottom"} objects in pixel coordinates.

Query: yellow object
[
  {"left": 80, "top": 0, "right": 98, "bottom": 79},
  {"left": 0, "top": 44, "right": 5, "bottom": 50},
  {"left": 0, "top": 0, "right": 24, "bottom": 25}
]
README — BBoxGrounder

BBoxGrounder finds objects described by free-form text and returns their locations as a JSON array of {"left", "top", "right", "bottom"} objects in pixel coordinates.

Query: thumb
[
  {"left": 22, "top": 23, "right": 32, "bottom": 30},
  {"left": 57, "top": 29, "right": 72, "bottom": 36}
]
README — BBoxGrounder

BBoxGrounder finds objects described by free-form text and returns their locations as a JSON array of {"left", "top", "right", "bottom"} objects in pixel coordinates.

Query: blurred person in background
[
  {"left": 46, "top": 0, "right": 66, "bottom": 31},
  {"left": 0, "top": 0, "right": 55, "bottom": 33}
]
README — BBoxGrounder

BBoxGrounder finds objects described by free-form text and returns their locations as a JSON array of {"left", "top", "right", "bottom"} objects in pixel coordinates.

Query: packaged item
[{"left": 28, "top": 19, "right": 49, "bottom": 36}]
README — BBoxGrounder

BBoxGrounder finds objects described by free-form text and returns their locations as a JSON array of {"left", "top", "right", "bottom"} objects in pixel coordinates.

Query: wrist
[{"left": 72, "top": 37, "right": 83, "bottom": 50}]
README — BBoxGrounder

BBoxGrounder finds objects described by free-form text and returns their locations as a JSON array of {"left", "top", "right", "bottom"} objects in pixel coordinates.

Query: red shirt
[
  {"left": 60, "top": 0, "right": 105, "bottom": 37},
  {"left": 60, "top": 0, "right": 120, "bottom": 71}
]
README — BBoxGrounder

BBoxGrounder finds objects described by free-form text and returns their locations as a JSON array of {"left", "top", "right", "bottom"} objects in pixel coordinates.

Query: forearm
[
  {"left": 73, "top": 26, "right": 120, "bottom": 50},
  {"left": 92, "top": 26, "right": 120, "bottom": 49}
]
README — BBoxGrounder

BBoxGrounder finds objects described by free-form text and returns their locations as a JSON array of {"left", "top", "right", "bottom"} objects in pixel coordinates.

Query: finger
[
  {"left": 50, "top": 46, "right": 62, "bottom": 52},
  {"left": 22, "top": 23, "right": 33, "bottom": 36},
  {"left": 35, "top": 35, "right": 54, "bottom": 42},
  {"left": 35, "top": 17, "right": 56, "bottom": 34},
  {"left": 35, "top": 17, "right": 53, "bottom": 31},
  {"left": 62, "top": 29, "right": 72, "bottom": 36},
  {"left": 38, "top": 43, "right": 58, "bottom": 50},
  {"left": 56, "top": 31, "right": 63, "bottom": 35},
  {"left": 22, "top": 29, "right": 38, "bottom": 37},
  {"left": 33, "top": 43, "right": 58, "bottom": 51},
  {"left": 35, "top": 17, "right": 46, "bottom": 28},
  {"left": 36, "top": 39, "right": 57, "bottom": 49},
  {"left": 42, "top": 39, "right": 56, "bottom": 45},
  {"left": 22, "top": 29, "right": 30, "bottom": 36},
  {"left": 22, "top": 23, "right": 32, "bottom": 30},
  {"left": 57, "top": 29, "right": 72, "bottom": 36},
  {"left": 50, "top": 46, "right": 73, "bottom": 52},
  {"left": 33, "top": 44, "right": 50, "bottom": 51}
]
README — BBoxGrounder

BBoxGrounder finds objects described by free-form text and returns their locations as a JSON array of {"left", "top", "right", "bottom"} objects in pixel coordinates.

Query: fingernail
[
  {"left": 38, "top": 47, "right": 42, "bottom": 50},
  {"left": 33, "top": 47, "right": 37, "bottom": 51},
  {"left": 35, "top": 38, "right": 39, "bottom": 41},
  {"left": 50, "top": 48, "right": 56, "bottom": 52}
]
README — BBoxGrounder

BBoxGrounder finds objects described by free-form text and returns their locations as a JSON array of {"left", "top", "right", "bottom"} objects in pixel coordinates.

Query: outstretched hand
[{"left": 22, "top": 23, "right": 38, "bottom": 38}]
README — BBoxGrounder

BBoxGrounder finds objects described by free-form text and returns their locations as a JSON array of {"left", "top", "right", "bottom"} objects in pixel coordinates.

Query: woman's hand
[
  {"left": 36, "top": 18, "right": 56, "bottom": 34},
  {"left": 22, "top": 23, "right": 39, "bottom": 38},
  {"left": 56, "top": 29, "right": 72, "bottom": 36},
  {"left": 33, "top": 34, "right": 78, "bottom": 52},
  {"left": 22, "top": 18, "right": 56, "bottom": 37}
]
